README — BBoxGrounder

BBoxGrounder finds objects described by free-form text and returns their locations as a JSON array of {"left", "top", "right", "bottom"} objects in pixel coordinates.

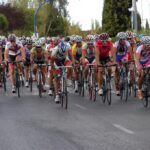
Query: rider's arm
[
  {"left": 95, "top": 46, "right": 100, "bottom": 65},
  {"left": 4, "top": 48, "right": 9, "bottom": 62},
  {"left": 20, "top": 47, "right": 25, "bottom": 61},
  {"left": 112, "top": 46, "right": 116, "bottom": 64},
  {"left": 30, "top": 48, "right": 35, "bottom": 64}
]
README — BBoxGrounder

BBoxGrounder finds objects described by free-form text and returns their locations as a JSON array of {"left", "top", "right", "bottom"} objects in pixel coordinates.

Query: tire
[
  {"left": 64, "top": 79, "right": 68, "bottom": 109},
  {"left": 38, "top": 71, "right": 42, "bottom": 98},
  {"left": 16, "top": 72, "right": 20, "bottom": 98},
  {"left": 92, "top": 75, "right": 96, "bottom": 102},
  {"left": 2, "top": 69, "right": 6, "bottom": 92},
  {"left": 142, "top": 82, "right": 149, "bottom": 108},
  {"left": 29, "top": 69, "right": 33, "bottom": 92},
  {"left": 106, "top": 77, "right": 111, "bottom": 105},
  {"left": 88, "top": 74, "right": 92, "bottom": 100},
  {"left": 102, "top": 79, "right": 106, "bottom": 104}
]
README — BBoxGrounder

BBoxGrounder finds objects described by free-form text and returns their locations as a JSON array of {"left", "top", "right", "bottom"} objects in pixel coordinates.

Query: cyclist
[
  {"left": 4, "top": 34, "right": 25, "bottom": 93},
  {"left": 95, "top": 33, "right": 114, "bottom": 95},
  {"left": 126, "top": 31, "right": 136, "bottom": 60},
  {"left": 30, "top": 41, "right": 49, "bottom": 92},
  {"left": 50, "top": 41, "right": 72, "bottom": 103},
  {"left": 113, "top": 32, "right": 132, "bottom": 96},
  {"left": 81, "top": 35, "right": 95, "bottom": 84},
  {"left": 72, "top": 36, "right": 85, "bottom": 92},
  {"left": 135, "top": 36, "right": 150, "bottom": 99},
  {"left": 24, "top": 39, "right": 33, "bottom": 87},
  {"left": 47, "top": 37, "right": 60, "bottom": 96}
]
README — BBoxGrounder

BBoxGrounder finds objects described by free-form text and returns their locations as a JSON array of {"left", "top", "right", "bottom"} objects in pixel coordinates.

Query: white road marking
[
  {"left": 113, "top": 124, "right": 134, "bottom": 134},
  {"left": 75, "top": 104, "right": 87, "bottom": 110}
]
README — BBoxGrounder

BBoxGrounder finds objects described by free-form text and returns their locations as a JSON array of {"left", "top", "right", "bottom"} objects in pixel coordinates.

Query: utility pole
[{"left": 132, "top": 0, "right": 138, "bottom": 32}]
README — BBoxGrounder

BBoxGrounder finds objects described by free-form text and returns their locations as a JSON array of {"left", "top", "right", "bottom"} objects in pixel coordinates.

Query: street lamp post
[
  {"left": 34, "top": 0, "right": 50, "bottom": 38},
  {"left": 132, "top": 0, "right": 138, "bottom": 33}
]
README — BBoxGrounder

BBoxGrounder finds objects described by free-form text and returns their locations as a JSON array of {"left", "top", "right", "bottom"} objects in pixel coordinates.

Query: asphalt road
[{"left": 0, "top": 82, "right": 150, "bottom": 150}]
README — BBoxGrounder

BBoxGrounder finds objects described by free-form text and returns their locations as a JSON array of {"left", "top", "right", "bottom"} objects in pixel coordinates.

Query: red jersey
[{"left": 96, "top": 40, "right": 113, "bottom": 58}]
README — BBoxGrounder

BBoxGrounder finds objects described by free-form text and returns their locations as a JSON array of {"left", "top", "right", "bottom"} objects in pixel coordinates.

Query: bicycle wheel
[
  {"left": 37, "top": 71, "right": 42, "bottom": 98},
  {"left": 92, "top": 74, "right": 97, "bottom": 101},
  {"left": 102, "top": 78, "right": 106, "bottom": 103},
  {"left": 16, "top": 71, "right": 20, "bottom": 98},
  {"left": 106, "top": 77, "right": 111, "bottom": 105},
  {"left": 29, "top": 70, "right": 33, "bottom": 92},
  {"left": 143, "top": 89, "right": 148, "bottom": 108},
  {"left": 2, "top": 68, "right": 6, "bottom": 92},
  {"left": 63, "top": 78, "right": 68, "bottom": 109},
  {"left": 87, "top": 73, "right": 92, "bottom": 100}
]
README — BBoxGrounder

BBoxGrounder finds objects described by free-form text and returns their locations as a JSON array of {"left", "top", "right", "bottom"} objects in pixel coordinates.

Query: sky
[{"left": 67, "top": 0, "right": 150, "bottom": 30}]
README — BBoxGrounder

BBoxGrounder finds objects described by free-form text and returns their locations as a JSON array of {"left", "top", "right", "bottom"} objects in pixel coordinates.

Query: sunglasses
[{"left": 10, "top": 40, "right": 16, "bottom": 43}]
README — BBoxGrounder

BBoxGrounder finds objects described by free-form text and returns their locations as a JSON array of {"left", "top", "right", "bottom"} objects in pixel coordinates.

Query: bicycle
[
  {"left": 128, "top": 60, "right": 137, "bottom": 97},
  {"left": 29, "top": 64, "right": 33, "bottom": 92},
  {"left": 58, "top": 66, "right": 72, "bottom": 109},
  {"left": 87, "top": 64, "right": 97, "bottom": 101},
  {"left": 117, "top": 61, "right": 129, "bottom": 102},
  {"left": 35, "top": 61, "right": 46, "bottom": 98},
  {"left": 8, "top": 60, "right": 23, "bottom": 98},
  {"left": 142, "top": 66, "right": 150, "bottom": 108},
  {"left": 0, "top": 62, "right": 7, "bottom": 92},
  {"left": 98, "top": 64, "right": 116, "bottom": 105},
  {"left": 78, "top": 64, "right": 84, "bottom": 97}
]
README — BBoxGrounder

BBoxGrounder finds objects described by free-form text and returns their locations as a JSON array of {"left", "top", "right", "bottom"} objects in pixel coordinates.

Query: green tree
[
  {"left": 0, "top": 13, "right": 8, "bottom": 34},
  {"left": 137, "top": 12, "right": 142, "bottom": 31},
  {"left": 102, "top": 0, "right": 132, "bottom": 36},
  {"left": 145, "top": 19, "right": 149, "bottom": 30}
]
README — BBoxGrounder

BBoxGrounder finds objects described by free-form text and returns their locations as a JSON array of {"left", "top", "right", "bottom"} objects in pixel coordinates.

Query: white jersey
[
  {"left": 51, "top": 43, "right": 71, "bottom": 61},
  {"left": 5, "top": 41, "right": 23, "bottom": 56}
]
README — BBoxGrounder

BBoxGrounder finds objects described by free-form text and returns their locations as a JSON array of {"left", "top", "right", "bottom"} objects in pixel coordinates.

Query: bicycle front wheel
[{"left": 106, "top": 77, "right": 111, "bottom": 105}]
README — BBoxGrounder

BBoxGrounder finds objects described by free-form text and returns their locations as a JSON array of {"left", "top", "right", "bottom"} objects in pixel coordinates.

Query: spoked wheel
[
  {"left": 106, "top": 78, "right": 112, "bottom": 105},
  {"left": 29, "top": 70, "right": 33, "bottom": 92},
  {"left": 88, "top": 75, "right": 92, "bottom": 100},
  {"left": 120, "top": 80, "right": 128, "bottom": 102},
  {"left": 142, "top": 85, "right": 149, "bottom": 108},
  {"left": 2, "top": 69, "right": 6, "bottom": 92},
  {"left": 92, "top": 75, "right": 97, "bottom": 102},
  {"left": 60, "top": 78, "right": 68, "bottom": 109},
  {"left": 16, "top": 74, "right": 20, "bottom": 98},
  {"left": 102, "top": 79, "right": 106, "bottom": 104},
  {"left": 37, "top": 72, "right": 42, "bottom": 98}
]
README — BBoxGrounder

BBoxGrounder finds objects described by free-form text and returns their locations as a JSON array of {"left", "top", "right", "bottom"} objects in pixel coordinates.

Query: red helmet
[{"left": 99, "top": 33, "right": 109, "bottom": 41}]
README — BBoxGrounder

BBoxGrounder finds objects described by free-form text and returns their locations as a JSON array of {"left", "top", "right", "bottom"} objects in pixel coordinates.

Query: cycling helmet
[
  {"left": 39, "top": 37, "right": 46, "bottom": 45},
  {"left": 126, "top": 31, "right": 133, "bottom": 39},
  {"left": 117, "top": 32, "right": 126, "bottom": 40},
  {"left": 58, "top": 41, "right": 67, "bottom": 53},
  {"left": 99, "top": 33, "right": 109, "bottom": 41},
  {"left": 141, "top": 36, "right": 150, "bottom": 45},
  {"left": 86, "top": 35, "right": 95, "bottom": 43},
  {"left": 8, "top": 34, "right": 16, "bottom": 42},
  {"left": 35, "top": 41, "right": 42, "bottom": 48},
  {"left": 75, "top": 36, "right": 82, "bottom": 42},
  {"left": 26, "top": 39, "right": 33, "bottom": 45}
]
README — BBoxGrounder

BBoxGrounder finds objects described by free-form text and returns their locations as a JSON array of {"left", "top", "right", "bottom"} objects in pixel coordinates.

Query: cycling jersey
[
  {"left": 114, "top": 40, "right": 130, "bottom": 62},
  {"left": 72, "top": 43, "right": 84, "bottom": 61},
  {"left": 96, "top": 40, "right": 113, "bottom": 58},
  {"left": 51, "top": 43, "right": 71, "bottom": 62},
  {"left": 31, "top": 47, "right": 46, "bottom": 62},
  {"left": 82, "top": 43, "right": 95, "bottom": 63},
  {"left": 136, "top": 45, "right": 150, "bottom": 65},
  {"left": 5, "top": 41, "right": 23, "bottom": 56}
]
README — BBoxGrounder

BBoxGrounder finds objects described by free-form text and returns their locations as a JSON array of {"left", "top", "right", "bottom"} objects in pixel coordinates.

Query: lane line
[
  {"left": 75, "top": 104, "right": 87, "bottom": 110},
  {"left": 113, "top": 124, "right": 134, "bottom": 134}
]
